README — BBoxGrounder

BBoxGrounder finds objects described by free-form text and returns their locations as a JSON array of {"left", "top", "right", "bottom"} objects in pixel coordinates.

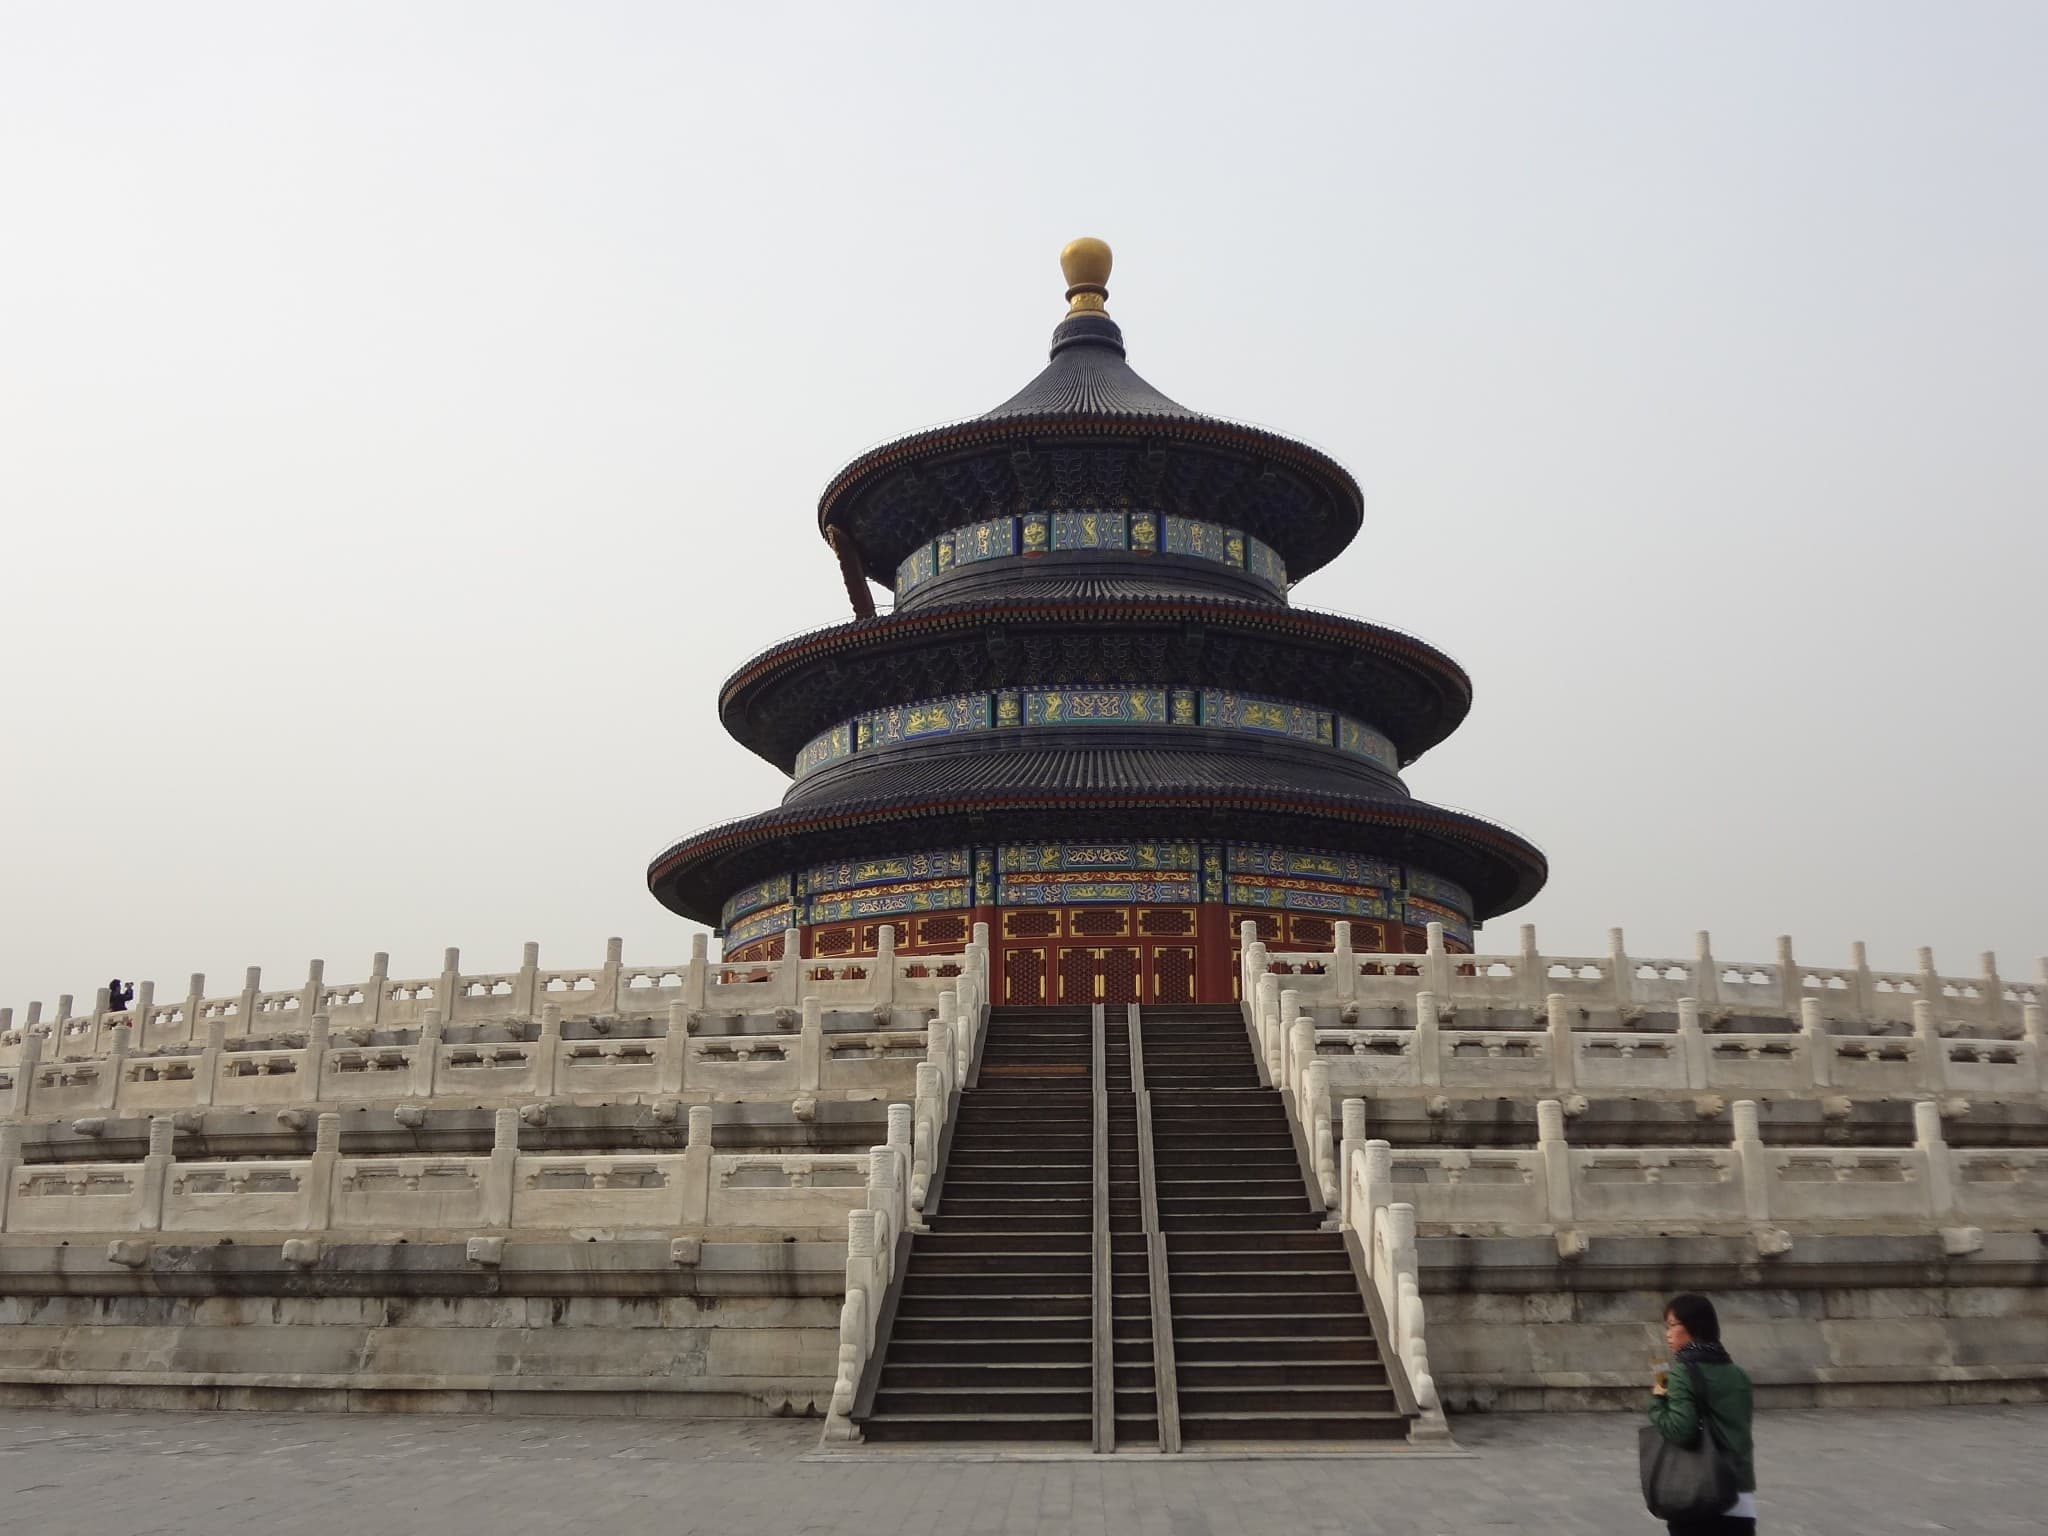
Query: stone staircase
[
  {"left": 853, "top": 1001, "right": 1412, "bottom": 1448},
  {"left": 860, "top": 1007, "right": 1095, "bottom": 1442},
  {"left": 1148, "top": 1004, "right": 1408, "bottom": 1443}
]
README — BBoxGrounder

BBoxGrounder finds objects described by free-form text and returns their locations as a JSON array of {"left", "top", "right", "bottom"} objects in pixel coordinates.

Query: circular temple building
[{"left": 648, "top": 240, "right": 1546, "bottom": 1006}]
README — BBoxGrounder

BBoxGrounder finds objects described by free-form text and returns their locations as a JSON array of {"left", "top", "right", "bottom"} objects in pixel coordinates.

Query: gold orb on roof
[{"left": 1060, "top": 236, "right": 1112, "bottom": 315}]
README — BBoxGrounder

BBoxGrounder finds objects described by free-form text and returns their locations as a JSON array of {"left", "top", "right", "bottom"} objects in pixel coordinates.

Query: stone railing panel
[
  {"left": 162, "top": 1160, "right": 310, "bottom": 1233},
  {"left": 1761, "top": 1148, "right": 1929, "bottom": 1224},
  {"left": 6, "top": 1163, "right": 152, "bottom": 1234},
  {"left": 1440, "top": 1030, "right": 1555, "bottom": 1090},
  {"left": 332, "top": 1156, "right": 489, "bottom": 1230},
  {"left": 1953, "top": 1149, "right": 2048, "bottom": 1226},
  {"left": 1568, "top": 1149, "right": 1745, "bottom": 1225}
]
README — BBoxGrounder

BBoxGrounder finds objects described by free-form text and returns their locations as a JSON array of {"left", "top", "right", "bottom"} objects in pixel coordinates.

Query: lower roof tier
[{"left": 646, "top": 780, "right": 1546, "bottom": 929}]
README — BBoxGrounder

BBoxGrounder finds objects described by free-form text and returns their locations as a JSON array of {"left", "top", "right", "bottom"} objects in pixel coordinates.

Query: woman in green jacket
[{"left": 1648, "top": 1292, "right": 1757, "bottom": 1533}]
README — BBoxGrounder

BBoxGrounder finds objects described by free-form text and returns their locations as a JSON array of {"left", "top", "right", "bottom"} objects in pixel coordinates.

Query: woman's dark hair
[{"left": 1664, "top": 1292, "right": 1721, "bottom": 1344}]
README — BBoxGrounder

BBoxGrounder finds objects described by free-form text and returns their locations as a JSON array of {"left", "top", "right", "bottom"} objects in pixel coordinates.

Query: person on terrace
[{"left": 1648, "top": 1292, "right": 1758, "bottom": 1533}]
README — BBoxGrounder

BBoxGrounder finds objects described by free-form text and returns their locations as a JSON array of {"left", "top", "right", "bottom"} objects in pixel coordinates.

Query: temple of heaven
[{"left": 648, "top": 239, "right": 1546, "bottom": 1006}]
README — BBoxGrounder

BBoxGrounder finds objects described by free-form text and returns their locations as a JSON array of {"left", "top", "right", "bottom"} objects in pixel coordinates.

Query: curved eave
[
  {"left": 646, "top": 788, "right": 1546, "bottom": 928},
  {"left": 815, "top": 413, "right": 1364, "bottom": 581},
  {"left": 716, "top": 596, "right": 1474, "bottom": 769}
]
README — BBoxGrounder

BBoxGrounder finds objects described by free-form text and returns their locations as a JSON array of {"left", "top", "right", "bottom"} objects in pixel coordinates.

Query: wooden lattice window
[
  {"left": 1072, "top": 908, "right": 1129, "bottom": 938},
  {"left": 1291, "top": 916, "right": 1335, "bottom": 949},
  {"left": 815, "top": 926, "right": 856, "bottom": 957},
  {"left": 1153, "top": 946, "right": 1196, "bottom": 1007},
  {"left": 1003, "top": 946, "right": 1047, "bottom": 1005},
  {"left": 918, "top": 913, "right": 969, "bottom": 947},
  {"left": 1004, "top": 910, "right": 1059, "bottom": 939},
  {"left": 1233, "top": 910, "right": 1283, "bottom": 943},
  {"left": 1101, "top": 947, "right": 1141, "bottom": 1007},
  {"left": 1138, "top": 907, "right": 1194, "bottom": 937}
]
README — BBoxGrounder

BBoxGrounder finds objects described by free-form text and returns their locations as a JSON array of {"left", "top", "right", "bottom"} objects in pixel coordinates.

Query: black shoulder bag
[{"left": 1638, "top": 1361, "right": 1741, "bottom": 1520}]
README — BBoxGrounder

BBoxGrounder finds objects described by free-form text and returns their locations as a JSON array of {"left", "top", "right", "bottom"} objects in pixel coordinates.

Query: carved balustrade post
[
  {"left": 1338, "top": 1098, "right": 1368, "bottom": 1230},
  {"left": 366, "top": 953, "right": 388, "bottom": 1029},
  {"left": 137, "top": 1116, "right": 175, "bottom": 1232},
  {"left": 1422, "top": 923, "right": 1451, "bottom": 998},
  {"left": 1694, "top": 932, "right": 1719, "bottom": 1007},
  {"left": 1609, "top": 927, "right": 1632, "bottom": 1012},
  {"left": 872, "top": 924, "right": 898, "bottom": 1011},
  {"left": 1916, "top": 947, "right": 1942, "bottom": 1020},
  {"left": 484, "top": 1108, "right": 519, "bottom": 1227},
  {"left": 1799, "top": 998, "right": 1833, "bottom": 1089},
  {"left": 516, "top": 942, "right": 541, "bottom": 1018},
  {"left": 1979, "top": 951, "right": 2004, "bottom": 1032},
  {"left": 305, "top": 1112, "right": 340, "bottom": 1231},
  {"left": 798, "top": 997, "right": 824, "bottom": 1093},
  {"left": 300, "top": 959, "right": 325, "bottom": 1026},
  {"left": 1676, "top": 997, "right": 1709, "bottom": 1090},
  {"left": 1334, "top": 921, "right": 1355, "bottom": 1003},
  {"left": 1536, "top": 1098, "right": 1574, "bottom": 1225},
  {"left": 438, "top": 948, "right": 462, "bottom": 1023},
  {"left": 1414, "top": 990, "right": 1442, "bottom": 1089},
  {"left": 681, "top": 1105, "right": 713, "bottom": 1224},
  {"left": 132, "top": 981, "right": 155, "bottom": 1048},
  {"left": 1730, "top": 1100, "right": 1772, "bottom": 1226},
  {"left": 600, "top": 936, "right": 624, "bottom": 1013},
  {"left": 195, "top": 1014, "right": 227, "bottom": 1107},
  {"left": 685, "top": 932, "right": 709, "bottom": 1009},
  {"left": 0, "top": 1122, "right": 21, "bottom": 1230},
  {"left": 9, "top": 1033, "right": 40, "bottom": 1118},
  {"left": 537, "top": 1005, "right": 562, "bottom": 1098},
  {"left": 1545, "top": 993, "right": 1574, "bottom": 1093},
  {"left": 235, "top": 968, "right": 259, "bottom": 1037},
  {"left": 1253, "top": 974, "right": 1279, "bottom": 1082},
  {"left": 306, "top": 1012, "right": 331, "bottom": 1104},
  {"left": 659, "top": 1002, "right": 689, "bottom": 1096},
  {"left": 1518, "top": 923, "right": 1542, "bottom": 1009},
  {"left": 2025, "top": 1005, "right": 2045, "bottom": 1096},
  {"left": 1913, "top": 1099, "right": 1957, "bottom": 1225},
  {"left": 411, "top": 1009, "right": 442, "bottom": 1100},
  {"left": 1849, "top": 940, "right": 1873, "bottom": 1022},
  {"left": 1912, "top": 1000, "right": 1947, "bottom": 1093},
  {"left": 1775, "top": 935, "right": 1799, "bottom": 1015}
]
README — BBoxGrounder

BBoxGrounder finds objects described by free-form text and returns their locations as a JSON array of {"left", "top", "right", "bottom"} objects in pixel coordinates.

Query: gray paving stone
[{"left": 0, "top": 1404, "right": 2041, "bottom": 1534}]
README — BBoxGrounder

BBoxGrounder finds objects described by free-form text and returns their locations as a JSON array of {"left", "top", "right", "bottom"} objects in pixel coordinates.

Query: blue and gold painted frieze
[
  {"left": 854, "top": 694, "right": 991, "bottom": 752},
  {"left": 888, "top": 511, "right": 1287, "bottom": 602},
  {"left": 1000, "top": 842, "right": 1198, "bottom": 873},
  {"left": 1000, "top": 873, "right": 1201, "bottom": 905},
  {"left": 724, "top": 839, "right": 1473, "bottom": 938},
  {"left": 1403, "top": 895, "right": 1474, "bottom": 944},
  {"left": 1023, "top": 688, "right": 1168, "bottom": 726},
  {"left": 1227, "top": 881, "right": 1394, "bottom": 919},
  {"left": 1336, "top": 716, "right": 1399, "bottom": 772},
  {"left": 803, "top": 848, "right": 973, "bottom": 895},
  {"left": 1227, "top": 844, "right": 1403, "bottom": 888},
  {"left": 724, "top": 902, "right": 798, "bottom": 948},
  {"left": 721, "top": 873, "right": 793, "bottom": 930},
  {"left": 948, "top": 515, "right": 1016, "bottom": 568},
  {"left": 1201, "top": 690, "right": 1333, "bottom": 745},
  {"left": 808, "top": 880, "right": 973, "bottom": 924},
  {"left": 1404, "top": 869, "right": 1474, "bottom": 916},
  {"left": 999, "top": 841, "right": 1199, "bottom": 905},
  {"left": 793, "top": 683, "right": 1400, "bottom": 783}
]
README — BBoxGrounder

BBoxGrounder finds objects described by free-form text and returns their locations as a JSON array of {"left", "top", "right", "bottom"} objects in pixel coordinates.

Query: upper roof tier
[{"left": 816, "top": 240, "right": 1365, "bottom": 592}]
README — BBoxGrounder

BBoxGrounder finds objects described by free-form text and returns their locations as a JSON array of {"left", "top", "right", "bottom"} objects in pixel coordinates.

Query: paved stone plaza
[{"left": 0, "top": 1405, "right": 2040, "bottom": 1534}]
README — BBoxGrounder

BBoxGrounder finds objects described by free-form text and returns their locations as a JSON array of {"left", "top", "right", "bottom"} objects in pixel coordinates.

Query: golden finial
[{"left": 1061, "top": 237, "right": 1112, "bottom": 316}]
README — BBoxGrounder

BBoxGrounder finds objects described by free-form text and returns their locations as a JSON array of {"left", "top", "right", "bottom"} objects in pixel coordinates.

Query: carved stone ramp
[{"left": 1146, "top": 1003, "right": 1415, "bottom": 1443}]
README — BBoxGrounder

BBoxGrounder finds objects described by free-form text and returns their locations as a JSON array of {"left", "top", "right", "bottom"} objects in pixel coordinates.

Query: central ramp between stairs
[{"left": 851, "top": 1001, "right": 1417, "bottom": 1450}]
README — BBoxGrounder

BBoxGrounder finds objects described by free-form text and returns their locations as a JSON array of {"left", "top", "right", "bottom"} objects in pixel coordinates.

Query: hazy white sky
[{"left": 3, "top": 3, "right": 2043, "bottom": 1012}]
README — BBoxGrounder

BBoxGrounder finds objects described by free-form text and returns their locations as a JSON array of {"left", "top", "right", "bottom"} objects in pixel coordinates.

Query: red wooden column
[{"left": 1195, "top": 902, "right": 1234, "bottom": 1005}]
